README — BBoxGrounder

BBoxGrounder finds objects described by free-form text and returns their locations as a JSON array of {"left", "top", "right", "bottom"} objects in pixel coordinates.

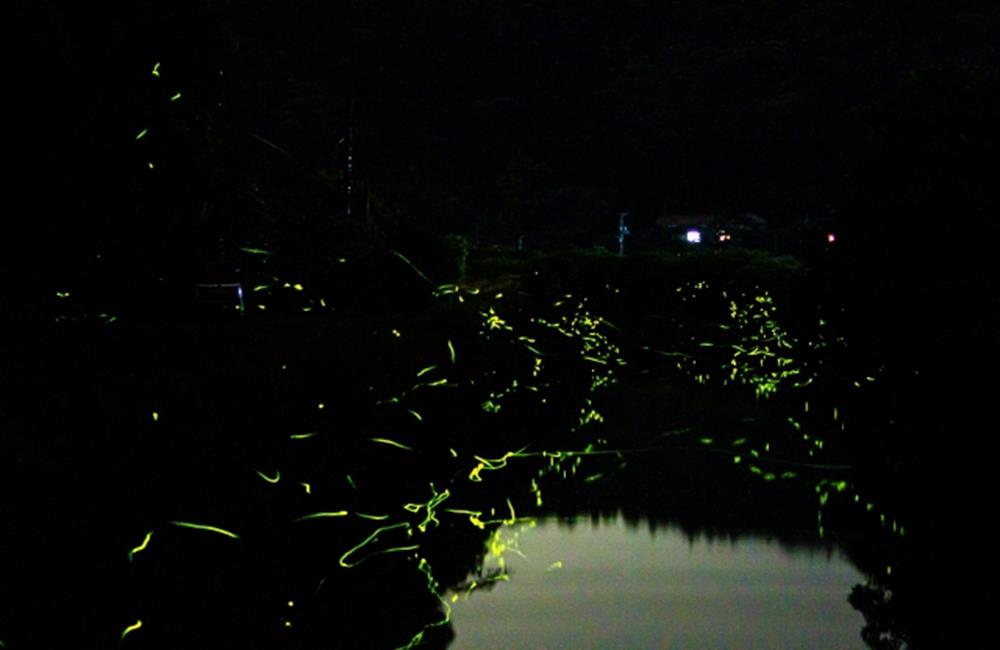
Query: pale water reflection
[{"left": 449, "top": 516, "right": 866, "bottom": 649}]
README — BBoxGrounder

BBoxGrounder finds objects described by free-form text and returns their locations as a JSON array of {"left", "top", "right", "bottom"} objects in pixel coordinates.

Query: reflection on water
[{"left": 449, "top": 516, "right": 865, "bottom": 649}]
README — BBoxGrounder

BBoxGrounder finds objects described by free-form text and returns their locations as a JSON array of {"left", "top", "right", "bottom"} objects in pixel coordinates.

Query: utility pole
[
  {"left": 618, "top": 212, "right": 630, "bottom": 256},
  {"left": 346, "top": 94, "right": 353, "bottom": 220}
]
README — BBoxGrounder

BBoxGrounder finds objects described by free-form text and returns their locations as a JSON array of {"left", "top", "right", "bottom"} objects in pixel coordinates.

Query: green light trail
[
  {"left": 370, "top": 438, "right": 415, "bottom": 451},
  {"left": 339, "top": 523, "right": 410, "bottom": 568},
  {"left": 256, "top": 469, "right": 280, "bottom": 484},
  {"left": 128, "top": 531, "right": 153, "bottom": 561},
  {"left": 294, "top": 511, "right": 348, "bottom": 521},
  {"left": 121, "top": 619, "right": 142, "bottom": 640},
  {"left": 170, "top": 521, "right": 239, "bottom": 539}
]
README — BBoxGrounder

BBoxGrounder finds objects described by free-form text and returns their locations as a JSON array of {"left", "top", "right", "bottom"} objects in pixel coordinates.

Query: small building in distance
[{"left": 653, "top": 212, "right": 772, "bottom": 250}]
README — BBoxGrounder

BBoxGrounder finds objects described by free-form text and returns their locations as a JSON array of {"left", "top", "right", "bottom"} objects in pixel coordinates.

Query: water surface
[{"left": 449, "top": 516, "right": 865, "bottom": 649}]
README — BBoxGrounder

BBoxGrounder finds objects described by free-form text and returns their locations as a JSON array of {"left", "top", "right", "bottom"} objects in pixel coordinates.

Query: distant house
[
  {"left": 653, "top": 212, "right": 772, "bottom": 249},
  {"left": 655, "top": 214, "right": 718, "bottom": 245}
]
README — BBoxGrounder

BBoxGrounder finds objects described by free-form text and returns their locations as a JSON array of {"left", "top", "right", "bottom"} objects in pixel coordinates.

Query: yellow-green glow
[
  {"left": 151, "top": 62, "right": 161, "bottom": 77},
  {"left": 289, "top": 432, "right": 317, "bottom": 440},
  {"left": 447, "top": 339, "right": 456, "bottom": 364},
  {"left": 121, "top": 619, "right": 142, "bottom": 640},
  {"left": 355, "top": 512, "right": 390, "bottom": 521},
  {"left": 468, "top": 447, "right": 530, "bottom": 482},
  {"left": 547, "top": 560, "right": 564, "bottom": 571},
  {"left": 295, "top": 511, "right": 348, "bottom": 521},
  {"left": 407, "top": 409, "right": 423, "bottom": 422},
  {"left": 300, "top": 482, "right": 312, "bottom": 494},
  {"left": 170, "top": 520, "right": 239, "bottom": 539},
  {"left": 317, "top": 402, "right": 325, "bottom": 409},
  {"left": 128, "top": 531, "right": 153, "bottom": 561},
  {"left": 151, "top": 411, "right": 159, "bottom": 422},
  {"left": 170, "top": 92, "right": 181, "bottom": 101},
  {"left": 339, "top": 523, "right": 410, "bottom": 567},
  {"left": 135, "top": 128, "right": 148, "bottom": 140},
  {"left": 416, "top": 365, "right": 438, "bottom": 377},
  {"left": 256, "top": 469, "right": 280, "bottom": 484},
  {"left": 369, "top": 437, "right": 415, "bottom": 451}
]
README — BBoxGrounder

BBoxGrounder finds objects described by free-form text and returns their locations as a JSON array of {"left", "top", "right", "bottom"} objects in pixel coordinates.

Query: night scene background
[{"left": 3, "top": 1, "right": 999, "bottom": 648}]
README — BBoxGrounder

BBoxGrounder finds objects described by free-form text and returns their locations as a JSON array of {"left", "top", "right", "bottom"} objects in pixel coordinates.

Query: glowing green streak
[
  {"left": 468, "top": 447, "right": 531, "bottom": 481},
  {"left": 170, "top": 521, "right": 239, "bottom": 539},
  {"left": 289, "top": 432, "right": 317, "bottom": 440},
  {"left": 407, "top": 409, "right": 423, "bottom": 422},
  {"left": 547, "top": 561, "right": 564, "bottom": 571},
  {"left": 504, "top": 498, "right": 517, "bottom": 525},
  {"left": 370, "top": 437, "right": 414, "bottom": 451},
  {"left": 339, "top": 523, "right": 409, "bottom": 567},
  {"left": 447, "top": 340, "right": 456, "bottom": 364},
  {"left": 346, "top": 474, "right": 357, "bottom": 490},
  {"left": 121, "top": 619, "right": 142, "bottom": 640},
  {"left": 256, "top": 469, "right": 280, "bottom": 483},
  {"left": 355, "top": 513, "right": 390, "bottom": 521},
  {"left": 295, "top": 511, "right": 348, "bottom": 521},
  {"left": 151, "top": 62, "right": 160, "bottom": 77},
  {"left": 240, "top": 247, "right": 271, "bottom": 255},
  {"left": 135, "top": 128, "right": 148, "bottom": 140},
  {"left": 416, "top": 365, "right": 438, "bottom": 377},
  {"left": 128, "top": 531, "right": 153, "bottom": 561},
  {"left": 170, "top": 92, "right": 181, "bottom": 101},
  {"left": 400, "top": 557, "right": 453, "bottom": 650},
  {"left": 389, "top": 249, "right": 433, "bottom": 284}
]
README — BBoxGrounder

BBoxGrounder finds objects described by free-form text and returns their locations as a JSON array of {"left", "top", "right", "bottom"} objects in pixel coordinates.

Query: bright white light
[
  {"left": 826, "top": 233, "right": 836, "bottom": 244},
  {"left": 686, "top": 229, "right": 702, "bottom": 244}
]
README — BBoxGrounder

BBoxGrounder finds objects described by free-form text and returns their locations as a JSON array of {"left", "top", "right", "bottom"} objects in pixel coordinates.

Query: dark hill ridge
[{"left": 9, "top": 2, "right": 1000, "bottom": 279}]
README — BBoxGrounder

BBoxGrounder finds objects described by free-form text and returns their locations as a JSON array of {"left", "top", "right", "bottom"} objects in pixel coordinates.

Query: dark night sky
[{"left": 10, "top": 1, "right": 1000, "bottom": 280}]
